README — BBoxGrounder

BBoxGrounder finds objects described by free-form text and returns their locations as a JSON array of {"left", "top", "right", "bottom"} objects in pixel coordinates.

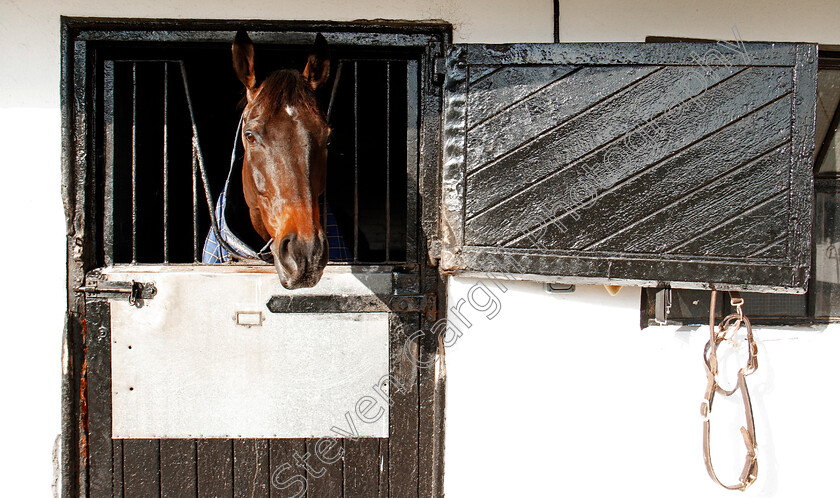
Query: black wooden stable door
[
  {"left": 63, "top": 20, "right": 449, "bottom": 498},
  {"left": 83, "top": 265, "right": 442, "bottom": 498},
  {"left": 440, "top": 42, "right": 816, "bottom": 293}
]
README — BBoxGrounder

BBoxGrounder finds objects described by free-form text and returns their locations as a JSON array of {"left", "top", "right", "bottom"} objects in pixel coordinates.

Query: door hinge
[{"left": 76, "top": 274, "right": 156, "bottom": 307}]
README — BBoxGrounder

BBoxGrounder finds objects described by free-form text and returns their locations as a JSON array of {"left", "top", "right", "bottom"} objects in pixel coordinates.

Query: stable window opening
[{"left": 98, "top": 39, "right": 419, "bottom": 267}]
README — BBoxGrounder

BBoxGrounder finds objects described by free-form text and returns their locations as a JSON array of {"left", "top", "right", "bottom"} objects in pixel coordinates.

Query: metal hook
[
  {"left": 701, "top": 290, "right": 759, "bottom": 491},
  {"left": 730, "top": 290, "right": 745, "bottom": 320}
]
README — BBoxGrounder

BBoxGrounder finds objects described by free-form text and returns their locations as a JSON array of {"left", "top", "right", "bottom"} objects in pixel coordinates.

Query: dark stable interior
[{"left": 102, "top": 41, "right": 413, "bottom": 265}]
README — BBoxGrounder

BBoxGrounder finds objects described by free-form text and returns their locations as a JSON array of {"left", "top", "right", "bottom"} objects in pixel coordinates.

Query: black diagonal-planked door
[{"left": 440, "top": 42, "right": 817, "bottom": 293}]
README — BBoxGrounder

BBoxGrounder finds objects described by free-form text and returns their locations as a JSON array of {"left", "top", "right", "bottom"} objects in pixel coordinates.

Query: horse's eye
[{"left": 244, "top": 132, "right": 257, "bottom": 145}]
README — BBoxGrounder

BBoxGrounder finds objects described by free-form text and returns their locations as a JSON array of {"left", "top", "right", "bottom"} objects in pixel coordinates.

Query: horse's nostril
[
  {"left": 272, "top": 231, "right": 327, "bottom": 288},
  {"left": 279, "top": 233, "right": 296, "bottom": 259}
]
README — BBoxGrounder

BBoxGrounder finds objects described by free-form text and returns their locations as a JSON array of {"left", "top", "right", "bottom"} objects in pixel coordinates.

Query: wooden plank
[
  {"left": 418, "top": 246, "right": 446, "bottom": 498},
  {"left": 465, "top": 64, "right": 742, "bottom": 218},
  {"left": 123, "top": 439, "right": 161, "bottom": 497},
  {"left": 751, "top": 237, "right": 788, "bottom": 258},
  {"left": 305, "top": 438, "right": 343, "bottom": 497},
  {"left": 466, "top": 64, "right": 577, "bottom": 129},
  {"left": 86, "top": 300, "right": 113, "bottom": 498},
  {"left": 459, "top": 42, "right": 795, "bottom": 67},
  {"left": 789, "top": 44, "right": 819, "bottom": 284},
  {"left": 420, "top": 42, "right": 445, "bottom": 264},
  {"left": 595, "top": 146, "right": 789, "bottom": 253},
  {"left": 503, "top": 93, "right": 793, "bottom": 252},
  {"left": 72, "top": 41, "right": 92, "bottom": 498},
  {"left": 112, "top": 439, "right": 124, "bottom": 497},
  {"left": 468, "top": 66, "right": 792, "bottom": 247},
  {"left": 60, "top": 24, "right": 82, "bottom": 498},
  {"left": 467, "top": 65, "right": 500, "bottom": 85},
  {"left": 343, "top": 439, "right": 380, "bottom": 498},
  {"left": 269, "top": 440, "right": 307, "bottom": 498},
  {"left": 378, "top": 439, "right": 388, "bottom": 498},
  {"left": 161, "top": 439, "right": 197, "bottom": 497},
  {"left": 233, "top": 439, "right": 270, "bottom": 498},
  {"left": 388, "top": 314, "right": 419, "bottom": 497},
  {"left": 76, "top": 25, "right": 446, "bottom": 47},
  {"left": 197, "top": 439, "right": 233, "bottom": 497},
  {"left": 668, "top": 195, "right": 788, "bottom": 258},
  {"left": 418, "top": 317, "right": 445, "bottom": 498},
  {"left": 466, "top": 65, "right": 655, "bottom": 170}
]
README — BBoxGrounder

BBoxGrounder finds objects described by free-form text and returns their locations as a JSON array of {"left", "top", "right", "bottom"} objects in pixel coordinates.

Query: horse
[{"left": 231, "top": 30, "right": 332, "bottom": 289}]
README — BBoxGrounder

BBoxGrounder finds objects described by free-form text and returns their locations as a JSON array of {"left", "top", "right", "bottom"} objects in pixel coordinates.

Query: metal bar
[
  {"left": 353, "top": 61, "right": 359, "bottom": 263},
  {"left": 103, "top": 60, "right": 115, "bottom": 266},
  {"left": 405, "top": 60, "right": 419, "bottom": 264},
  {"left": 324, "top": 63, "right": 341, "bottom": 234},
  {"left": 192, "top": 143, "right": 199, "bottom": 262},
  {"left": 180, "top": 61, "right": 259, "bottom": 263},
  {"left": 385, "top": 62, "right": 391, "bottom": 263},
  {"left": 163, "top": 62, "right": 169, "bottom": 263},
  {"left": 131, "top": 62, "right": 137, "bottom": 264},
  {"left": 267, "top": 294, "right": 427, "bottom": 313},
  {"left": 326, "top": 61, "right": 343, "bottom": 123}
]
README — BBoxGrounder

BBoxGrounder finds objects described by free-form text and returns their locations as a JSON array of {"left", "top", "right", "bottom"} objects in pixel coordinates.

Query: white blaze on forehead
[{"left": 285, "top": 105, "right": 296, "bottom": 116}]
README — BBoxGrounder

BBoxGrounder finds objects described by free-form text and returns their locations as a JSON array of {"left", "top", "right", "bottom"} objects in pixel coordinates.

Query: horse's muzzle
[{"left": 271, "top": 230, "right": 329, "bottom": 289}]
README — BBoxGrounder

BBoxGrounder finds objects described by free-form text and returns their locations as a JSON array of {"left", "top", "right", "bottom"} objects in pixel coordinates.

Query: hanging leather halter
[{"left": 700, "top": 290, "right": 759, "bottom": 491}]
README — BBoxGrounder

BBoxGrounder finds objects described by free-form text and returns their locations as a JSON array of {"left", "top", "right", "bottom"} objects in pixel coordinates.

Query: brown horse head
[{"left": 232, "top": 31, "right": 331, "bottom": 289}]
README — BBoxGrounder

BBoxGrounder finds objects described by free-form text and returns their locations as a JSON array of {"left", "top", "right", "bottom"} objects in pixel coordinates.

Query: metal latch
[
  {"left": 77, "top": 275, "right": 156, "bottom": 307},
  {"left": 389, "top": 294, "right": 437, "bottom": 321},
  {"left": 545, "top": 283, "right": 575, "bottom": 294},
  {"left": 389, "top": 294, "right": 426, "bottom": 313}
]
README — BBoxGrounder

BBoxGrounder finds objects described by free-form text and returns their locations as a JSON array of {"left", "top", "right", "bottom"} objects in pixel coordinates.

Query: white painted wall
[
  {"left": 446, "top": 280, "right": 840, "bottom": 497},
  {"left": 1, "top": 1, "right": 837, "bottom": 496},
  {"left": 444, "top": 3, "right": 840, "bottom": 497}
]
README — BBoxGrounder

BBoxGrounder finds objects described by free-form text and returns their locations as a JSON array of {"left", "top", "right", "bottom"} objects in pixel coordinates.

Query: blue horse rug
[{"left": 202, "top": 120, "right": 351, "bottom": 264}]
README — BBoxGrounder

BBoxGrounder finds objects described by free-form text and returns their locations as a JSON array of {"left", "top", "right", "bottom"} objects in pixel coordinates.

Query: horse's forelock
[{"left": 249, "top": 69, "right": 323, "bottom": 119}]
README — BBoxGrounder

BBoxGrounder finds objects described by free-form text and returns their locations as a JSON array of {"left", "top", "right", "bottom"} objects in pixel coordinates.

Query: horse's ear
[
  {"left": 302, "top": 33, "right": 330, "bottom": 91},
  {"left": 232, "top": 30, "right": 256, "bottom": 95}
]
